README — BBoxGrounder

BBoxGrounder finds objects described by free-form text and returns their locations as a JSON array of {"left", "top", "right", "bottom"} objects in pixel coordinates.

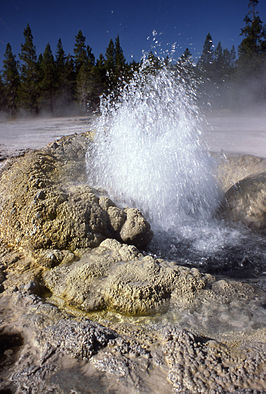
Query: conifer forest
[{"left": 0, "top": 0, "right": 265, "bottom": 118}]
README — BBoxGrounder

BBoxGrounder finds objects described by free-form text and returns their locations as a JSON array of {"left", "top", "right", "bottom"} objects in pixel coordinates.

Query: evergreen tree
[
  {"left": 181, "top": 48, "right": 192, "bottom": 61},
  {"left": 230, "top": 45, "right": 237, "bottom": 68},
  {"left": 104, "top": 39, "right": 116, "bottom": 91},
  {"left": 97, "top": 53, "right": 105, "bottom": 69},
  {"left": 239, "top": 0, "right": 265, "bottom": 60},
  {"left": 115, "top": 36, "right": 126, "bottom": 73},
  {"left": 176, "top": 48, "right": 196, "bottom": 90},
  {"left": 237, "top": 0, "right": 266, "bottom": 104},
  {"left": 54, "top": 39, "right": 76, "bottom": 108},
  {"left": 55, "top": 39, "right": 65, "bottom": 78},
  {"left": 74, "top": 30, "right": 88, "bottom": 73},
  {"left": 2, "top": 43, "right": 20, "bottom": 116},
  {"left": 0, "top": 74, "right": 7, "bottom": 113},
  {"left": 87, "top": 45, "right": 95, "bottom": 66},
  {"left": 197, "top": 33, "right": 214, "bottom": 71},
  {"left": 19, "top": 24, "right": 40, "bottom": 114},
  {"left": 177, "top": 48, "right": 193, "bottom": 73},
  {"left": 55, "top": 39, "right": 67, "bottom": 103},
  {"left": 93, "top": 53, "right": 108, "bottom": 100},
  {"left": 73, "top": 31, "right": 96, "bottom": 109},
  {"left": 213, "top": 42, "right": 224, "bottom": 84},
  {"left": 105, "top": 39, "right": 115, "bottom": 71},
  {"left": 222, "top": 49, "right": 232, "bottom": 72},
  {"left": 39, "top": 43, "right": 56, "bottom": 112},
  {"left": 197, "top": 33, "right": 215, "bottom": 108},
  {"left": 65, "top": 55, "right": 76, "bottom": 99},
  {"left": 214, "top": 42, "right": 223, "bottom": 64}
]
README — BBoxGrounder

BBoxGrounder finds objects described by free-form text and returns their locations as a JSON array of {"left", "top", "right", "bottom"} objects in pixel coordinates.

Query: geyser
[
  {"left": 87, "top": 56, "right": 265, "bottom": 272},
  {"left": 87, "top": 57, "right": 220, "bottom": 234}
]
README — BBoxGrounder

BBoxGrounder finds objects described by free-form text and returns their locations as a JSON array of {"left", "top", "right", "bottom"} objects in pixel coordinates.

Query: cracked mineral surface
[{"left": 0, "top": 131, "right": 265, "bottom": 393}]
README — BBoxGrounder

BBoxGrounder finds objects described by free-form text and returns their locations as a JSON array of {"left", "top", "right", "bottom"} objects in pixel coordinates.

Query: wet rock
[{"left": 218, "top": 172, "right": 266, "bottom": 232}]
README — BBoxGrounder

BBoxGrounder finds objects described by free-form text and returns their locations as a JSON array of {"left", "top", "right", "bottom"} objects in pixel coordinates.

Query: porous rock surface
[
  {"left": 0, "top": 284, "right": 265, "bottom": 393},
  {"left": 0, "top": 133, "right": 152, "bottom": 267},
  {"left": 0, "top": 132, "right": 265, "bottom": 392},
  {"left": 218, "top": 171, "right": 266, "bottom": 232},
  {"left": 43, "top": 238, "right": 214, "bottom": 315},
  {"left": 214, "top": 152, "right": 266, "bottom": 192}
]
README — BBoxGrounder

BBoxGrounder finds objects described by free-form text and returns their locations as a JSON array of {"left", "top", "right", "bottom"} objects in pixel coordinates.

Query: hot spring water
[{"left": 87, "top": 57, "right": 265, "bottom": 276}]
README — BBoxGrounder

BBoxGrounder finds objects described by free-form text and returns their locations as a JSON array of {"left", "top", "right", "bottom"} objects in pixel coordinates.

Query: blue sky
[{"left": 0, "top": 0, "right": 265, "bottom": 65}]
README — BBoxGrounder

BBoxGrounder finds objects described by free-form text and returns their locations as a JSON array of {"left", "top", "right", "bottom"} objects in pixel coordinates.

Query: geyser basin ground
[{"left": 0, "top": 131, "right": 265, "bottom": 392}]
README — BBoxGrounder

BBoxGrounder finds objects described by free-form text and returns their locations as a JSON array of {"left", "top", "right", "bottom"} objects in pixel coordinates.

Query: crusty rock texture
[
  {"left": 218, "top": 171, "right": 266, "bottom": 232},
  {"left": 0, "top": 132, "right": 265, "bottom": 393},
  {"left": 0, "top": 133, "right": 152, "bottom": 267},
  {"left": 214, "top": 152, "right": 266, "bottom": 192},
  {"left": 43, "top": 238, "right": 215, "bottom": 315},
  {"left": 0, "top": 286, "right": 265, "bottom": 393},
  {"left": 213, "top": 152, "right": 266, "bottom": 232}
]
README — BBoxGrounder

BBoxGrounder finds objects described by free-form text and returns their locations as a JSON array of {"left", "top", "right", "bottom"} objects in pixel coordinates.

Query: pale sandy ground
[{"left": 0, "top": 112, "right": 265, "bottom": 159}]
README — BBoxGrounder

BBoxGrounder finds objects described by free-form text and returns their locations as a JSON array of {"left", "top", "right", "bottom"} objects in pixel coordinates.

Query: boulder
[
  {"left": 214, "top": 152, "right": 266, "bottom": 192},
  {"left": 0, "top": 134, "right": 152, "bottom": 266},
  {"left": 218, "top": 172, "right": 266, "bottom": 232},
  {"left": 45, "top": 238, "right": 253, "bottom": 316}
]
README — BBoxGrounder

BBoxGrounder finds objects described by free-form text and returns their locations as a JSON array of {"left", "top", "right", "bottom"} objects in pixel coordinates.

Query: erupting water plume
[
  {"left": 86, "top": 54, "right": 266, "bottom": 273},
  {"left": 87, "top": 56, "right": 221, "bottom": 234}
]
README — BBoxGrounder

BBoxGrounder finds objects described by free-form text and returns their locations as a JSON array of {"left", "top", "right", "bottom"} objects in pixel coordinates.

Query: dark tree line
[
  {"left": 0, "top": 26, "right": 130, "bottom": 117},
  {"left": 193, "top": 0, "right": 266, "bottom": 110},
  {"left": 0, "top": 0, "right": 265, "bottom": 118}
]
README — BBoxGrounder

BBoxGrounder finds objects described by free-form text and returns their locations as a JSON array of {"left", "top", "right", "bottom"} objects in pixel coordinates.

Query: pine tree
[
  {"left": 237, "top": 0, "right": 266, "bottom": 103},
  {"left": 2, "top": 43, "right": 20, "bottom": 116},
  {"left": 213, "top": 42, "right": 224, "bottom": 85},
  {"left": 55, "top": 39, "right": 77, "bottom": 109},
  {"left": 181, "top": 48, "right": 192, "bottom": 61},
  {"left": 105, "top": 39, "right": 115, "bottom": 71},
  {"left": 115, "top": 36, "right": 126, "bottom": 73},
  {"left": 239, "top": 0, "right": 265, "bottom": 60},
  {"left": 214, "top": 42, "right": 223, "bottom": 64},
  {"left": 73, "top": 31, "right": 96, "bottom": 109},
  {"left": 64, "top": 55, "right": 76, "bottom": 103},
  {"left": 87, "top": 45, "right": 95, "bottom": 66},
  {"left": 19, "top": 24, "right": 40, "bottom": 114},
  {"left": 76, "top": 63, "right": 92, "bottom": 112},
  {"left": 94, "top": 53, "right": 108, "bottom": 96},
  {"left": 0, "top": 74, "right": 7, "bottom": 113},
  {"left": 74, "top": 30, "right": 88, "bottom": 73},
  {"left": 94, "top": 54, "right": 108, "bottom": 94},
  {"left": 39, "top": 43, "right": 56, "bottom": 112},
  {"left": 197, "top": 33, "right": 215, "bottom": 108},
  {"left": 55, "top": 39, "right": 65, "bottom": 79},
  {"left": 230, "top": 46, "right": 237, "bottom": 68},
  {"left": 176, "top": 48, "right": 195, "bottom": 89},
  {"left": 197, "top": 33, "right": 214, "bottom": 71}
]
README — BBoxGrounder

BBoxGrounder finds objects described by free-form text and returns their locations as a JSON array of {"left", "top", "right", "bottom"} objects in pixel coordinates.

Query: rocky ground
[{"left": 0, "top": 132, "right": 265, "bottom": 393}]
